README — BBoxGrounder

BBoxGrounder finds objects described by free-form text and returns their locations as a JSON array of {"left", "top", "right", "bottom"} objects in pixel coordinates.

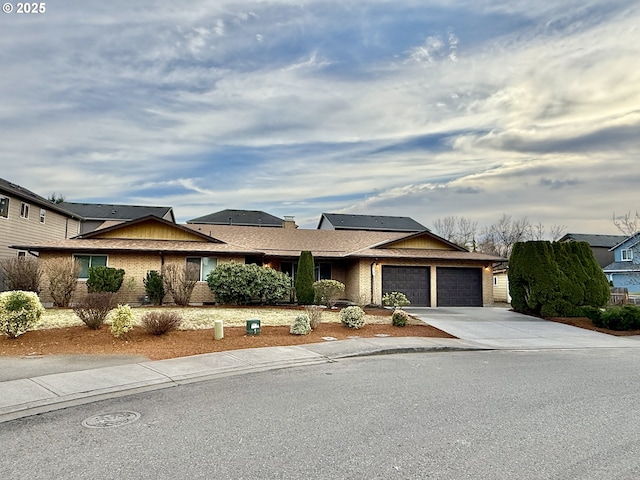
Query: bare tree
[
  {"left": 432, "top": 216, "right": 478, "bottom": 250},
  {"left": 548, "top": 224, "right": 567, "bottom": 241},
  {"left": 0, "top": 256, "right": 42, "bottom": 293},
  {"left": 530, "top": 222, "right": 567, "bottom": 241},
  {"left": 162, "top": 263, "right": 199, "bottom": 306},
  {"left": 613, "top": 211, "right": 640, "bottom": 236},
  {"left": 478, "top": 214, "right": 531, "bottom": 258},
  {"left": 44, "top": 258, "right": 81, "bottom": 307}
]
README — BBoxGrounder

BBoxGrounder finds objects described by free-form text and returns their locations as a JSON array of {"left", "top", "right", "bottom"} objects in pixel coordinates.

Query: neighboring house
[
  {"left": 187, "top": 209, "right": 293, "bottom": 228},
  {"left": 558, "top": 233, "right": 628, "bottom": 268},
  {"left": 603, "top": 232, "right": 640, "bottom": 293},
  {"left": 11, "top": 215, "right": 503, "bottom": 307},
  {"left": 492, "top": 262, "right": 511, "bottom": 304},
  {"left": 317, "top": 213, "right": 428, "bottom": 232},
  {"left": 0, "top": 178, "right": 82, "bottom": 289},
  {"left": 59, "top": 202, "right": 175, "bottom": 234}
]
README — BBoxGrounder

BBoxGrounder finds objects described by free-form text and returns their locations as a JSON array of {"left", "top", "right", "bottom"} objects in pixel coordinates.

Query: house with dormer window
[{"left": 603, "top": 232, "right": 640, "bottom": 293}]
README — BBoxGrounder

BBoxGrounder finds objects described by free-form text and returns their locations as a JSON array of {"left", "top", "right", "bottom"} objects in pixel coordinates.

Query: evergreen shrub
[
  {"left": 0, "top": 290, "right": 44, "bottom": 338},
  {"left": 290, "top": 314, "right": 312, "bottom": 335},
  {"left": 207, "top": 263, "right": 290, "bottom": 305},
  {"left": 87, "top": 266, "right": 125, "bottom": 293},
  {"left": 340, "top": 305, "right": 366, "bottom": 329},
  {"left": 509, "top": 240, "right": 609, "bottom": 317},
  {"left": 382, "top": 292, "right": 411, "bottom": 308},
  {"left": 144, "top": 270, "right": 165, "bottom": 305},
  {"left": 295, "top": 251, "right": 315, "bottom": 305},
  {"left": 392, "top": 309, "right": 409, "bottom": 327}
]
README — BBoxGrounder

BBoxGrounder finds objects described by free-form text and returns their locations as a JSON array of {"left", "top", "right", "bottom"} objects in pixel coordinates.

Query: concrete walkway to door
[{"left": 406, "top": 306, "right": 640, "bottom": 350}]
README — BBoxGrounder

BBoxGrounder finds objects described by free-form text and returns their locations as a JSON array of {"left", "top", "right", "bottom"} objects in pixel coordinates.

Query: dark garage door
[
  {"left": 382, "top": 266, "right": 430, "bottom": 306},
  {"left": 436, "top": 267, "right": 483, "bottom": 307}
]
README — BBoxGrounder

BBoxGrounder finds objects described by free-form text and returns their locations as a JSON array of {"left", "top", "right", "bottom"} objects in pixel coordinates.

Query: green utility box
[{"left": 246, "top": 319, "right": 261, "bottom": 335}]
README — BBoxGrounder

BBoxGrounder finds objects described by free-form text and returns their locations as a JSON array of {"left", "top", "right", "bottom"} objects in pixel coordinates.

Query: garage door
[
  {"left": 382, "top": 266, "right": 430, "bottom": 306},
  {"left": 436, "top": 267, "right": 483, "bottom": 307}
]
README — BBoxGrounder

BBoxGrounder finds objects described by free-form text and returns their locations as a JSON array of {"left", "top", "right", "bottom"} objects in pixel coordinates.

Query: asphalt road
[{"left": 2, "top": 349, "right": 640, "bottom": 479}]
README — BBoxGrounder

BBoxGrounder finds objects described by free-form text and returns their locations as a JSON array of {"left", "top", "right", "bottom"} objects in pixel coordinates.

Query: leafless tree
[
  {"left": 530, "top": 222, "right": 567, "bottom": 241},
  {"left": 477, "top": 214, "right": 531, "bottom": 258},
  {"left": 44, "top": 258, "right": 81, "bottom": 307},
  {"left": 613, "top": 211, "right": 640, "bottom": 236},
  {"left": 432, "top": 216, "right": 478, "bottom": 250},
  {"left": 162, "top": 263, "right": 199, "bottom": 306},
  {"left": 0, "top": 256, "right": 42, "bottom": 293}
]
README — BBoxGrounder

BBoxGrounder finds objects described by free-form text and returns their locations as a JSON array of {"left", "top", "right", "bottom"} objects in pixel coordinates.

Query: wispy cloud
[{"left": 1, "top": 0, "right": 638, "bottom": 233}]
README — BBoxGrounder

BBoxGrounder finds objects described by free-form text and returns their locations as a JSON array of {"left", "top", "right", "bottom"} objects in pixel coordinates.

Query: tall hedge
[
  {"left": 508, "top": 241, "right": 609, "bottom": 317},
  {"left": 295, "top": 251, "right": 315, "bottom": 305}
]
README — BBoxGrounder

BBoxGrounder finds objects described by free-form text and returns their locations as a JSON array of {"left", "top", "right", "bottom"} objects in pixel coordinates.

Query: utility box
[{"left": 246, "top": 319, "right": 261, "bottom": 335}]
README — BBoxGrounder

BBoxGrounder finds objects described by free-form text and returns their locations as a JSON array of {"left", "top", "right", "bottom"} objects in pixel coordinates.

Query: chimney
[{"left": 283, "top": 216, "right": 297, "bottom": 229}]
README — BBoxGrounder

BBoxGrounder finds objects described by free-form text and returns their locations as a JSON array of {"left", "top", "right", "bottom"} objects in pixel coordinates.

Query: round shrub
[
  {"left": 382, "top": 291, "right": 411, "bottom": 308},
  {"left": 392, "top": 309, "right": 409, "bottom": 327},
  {"left": 0, "top": 290, "right": 44, "bottom": 338},
  {"left": 109, "top": 304, "right": 134, "bottom": 338},
  {"left": 290, "top": 314, "right": 312, "bottom": 335},
  {"left": 141, "top": 311, "right": 182, "bottom": 335},
  {"left": 340, "top": 305, "right": 366, "bottom": 329},
  {"left": 313, "top": 279, "right": 345, "bottom": 308}
]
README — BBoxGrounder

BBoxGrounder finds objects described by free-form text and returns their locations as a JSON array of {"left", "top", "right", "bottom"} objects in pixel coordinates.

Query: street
[{"left": 2, "top": 349, "right": 640, "bottom": 479}]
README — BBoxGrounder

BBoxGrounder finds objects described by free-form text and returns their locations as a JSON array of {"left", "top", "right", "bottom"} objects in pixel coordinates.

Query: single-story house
[
  {"left": 11, "top": 215, "right": 504, "bottom": 307},
  {"left": 603, "top": 232, "right": 640, "bottom": 293},
  {"left": 492, "top": 262, "right": 511, "bottom": 304}
]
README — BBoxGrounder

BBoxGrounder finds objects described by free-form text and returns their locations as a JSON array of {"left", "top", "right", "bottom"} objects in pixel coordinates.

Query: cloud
[{"left": 0, "top": 0, "right": 638, "bottom": 234}]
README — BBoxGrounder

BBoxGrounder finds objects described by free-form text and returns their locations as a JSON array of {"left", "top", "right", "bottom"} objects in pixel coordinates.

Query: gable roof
[
  {"left": 0, "top": 177, "right": 82, "bottom": 219},
  {"left": 317, "top": 213, "right": 428, "bottom": 232},
  {"left": 609, "top": 232, "right": 640, "bottom": 251},
  {"left": 59, "top": 202, "right": 175, "bottom": 222},
  {"left": 559, "top": 233, "right": 628, "bottom": 248},
  {"left": 187, "top": 209, "right": 284, "bottom": 227},
  {"left": 77, "top": 215, "right": 223, "bottom": 243}
]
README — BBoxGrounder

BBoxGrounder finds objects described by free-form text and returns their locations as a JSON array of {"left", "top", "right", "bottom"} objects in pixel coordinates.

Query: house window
[
  {"left": 186, "top": 257, "right": 217, "bottom": 281},
  {"left": 74, "top": 254, "right": 108, "bottom": 279},
  {"left": 315, "top": 263, "right": 331, "bottom": 281},
  {"left": 621, "top": 249, "right": 633, "bottom": 261},
  {"left": 40, "top": 208, "right": 46, "bottom": 223},
  {"left": 0, "top": 196, "right": 8, "bottom": 218},
  {"left": 20, "top": 202, "right": 30, "bottom": 219}
]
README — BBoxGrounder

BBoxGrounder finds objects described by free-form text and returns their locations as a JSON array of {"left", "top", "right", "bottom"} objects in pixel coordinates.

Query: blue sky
[{"left": 1, "top": 1, "right": 639, "bottom": 232}]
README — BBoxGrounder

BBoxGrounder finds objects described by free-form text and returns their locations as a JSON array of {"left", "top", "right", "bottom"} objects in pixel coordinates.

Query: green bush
[
  {"left": 0, "top": 290, "right": 44, "bottom": 338},
  {"left": 596, "top": 305, "right": 640, "bottom": 331},
  {"left": 313, "top": 279, "right": 345, "bottom": 308},
  {"left": 340, "top": 305, "right": 366, "bottom": 329},
  {"left": 295, "top": 251, "right": 315, "bottom": 305},
  {"left": 382, "top": 292, "right": 411, "bottom": 308},
  {"left": 73, "top": 292, "right": 117, "bottom": 329},
  {"left": 207, "top": 263, "right": 290, "bottom": 305},
  {"left": 143, "top": 271, "right": 165, "bottom": 306},
  {"left": 509, "top": 240, "right": 609, "bottom": 317},
  {"left": 290, "top": 314, "right": 312, "bottom": 335},
  {"left": 109, "top": 304, "right": 134, "bottom": 338},
  {"left": 577, "top": 305, "right": 603, "bottom": 324},
  {"left": 87, "top": 266, "right": 125, "bottom": 293},
  {"left": 392, "top": 309, "right": 409, "bottom": 327},
  {"left": 141, "top": 311, "right": 182, "bottom": 335}
]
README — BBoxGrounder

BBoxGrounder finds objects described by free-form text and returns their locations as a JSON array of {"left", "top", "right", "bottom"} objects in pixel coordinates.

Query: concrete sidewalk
[{"left": 0, "top": 336, "right": 483, "bottom": 424}]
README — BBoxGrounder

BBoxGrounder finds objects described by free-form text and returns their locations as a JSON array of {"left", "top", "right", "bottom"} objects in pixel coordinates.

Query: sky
[{"left": 1, "top": 1, "right": 639, "bottom": 233}]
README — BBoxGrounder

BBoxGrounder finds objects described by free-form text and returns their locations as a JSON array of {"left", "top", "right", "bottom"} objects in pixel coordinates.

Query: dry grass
[{"left": 37, "top": 306, "right": 393, "bottom": 331}]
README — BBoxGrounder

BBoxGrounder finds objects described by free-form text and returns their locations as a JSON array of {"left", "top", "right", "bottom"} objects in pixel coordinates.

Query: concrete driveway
[{"left": 407, "top": 306, "right": 640, "bottom": 350}]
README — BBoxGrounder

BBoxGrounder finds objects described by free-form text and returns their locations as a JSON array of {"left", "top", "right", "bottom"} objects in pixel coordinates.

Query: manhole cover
[
  {"left": 82, "top": 411, "right": 140, "bottom": 429},
  {"left": 321, "top": 336, "right": 337, "bottom": 341}
]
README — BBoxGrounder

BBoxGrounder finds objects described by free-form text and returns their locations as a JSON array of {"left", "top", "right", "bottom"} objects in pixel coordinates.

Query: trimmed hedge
[{"left": 509, "top": 240, "right": 609, "bottom": 317}]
